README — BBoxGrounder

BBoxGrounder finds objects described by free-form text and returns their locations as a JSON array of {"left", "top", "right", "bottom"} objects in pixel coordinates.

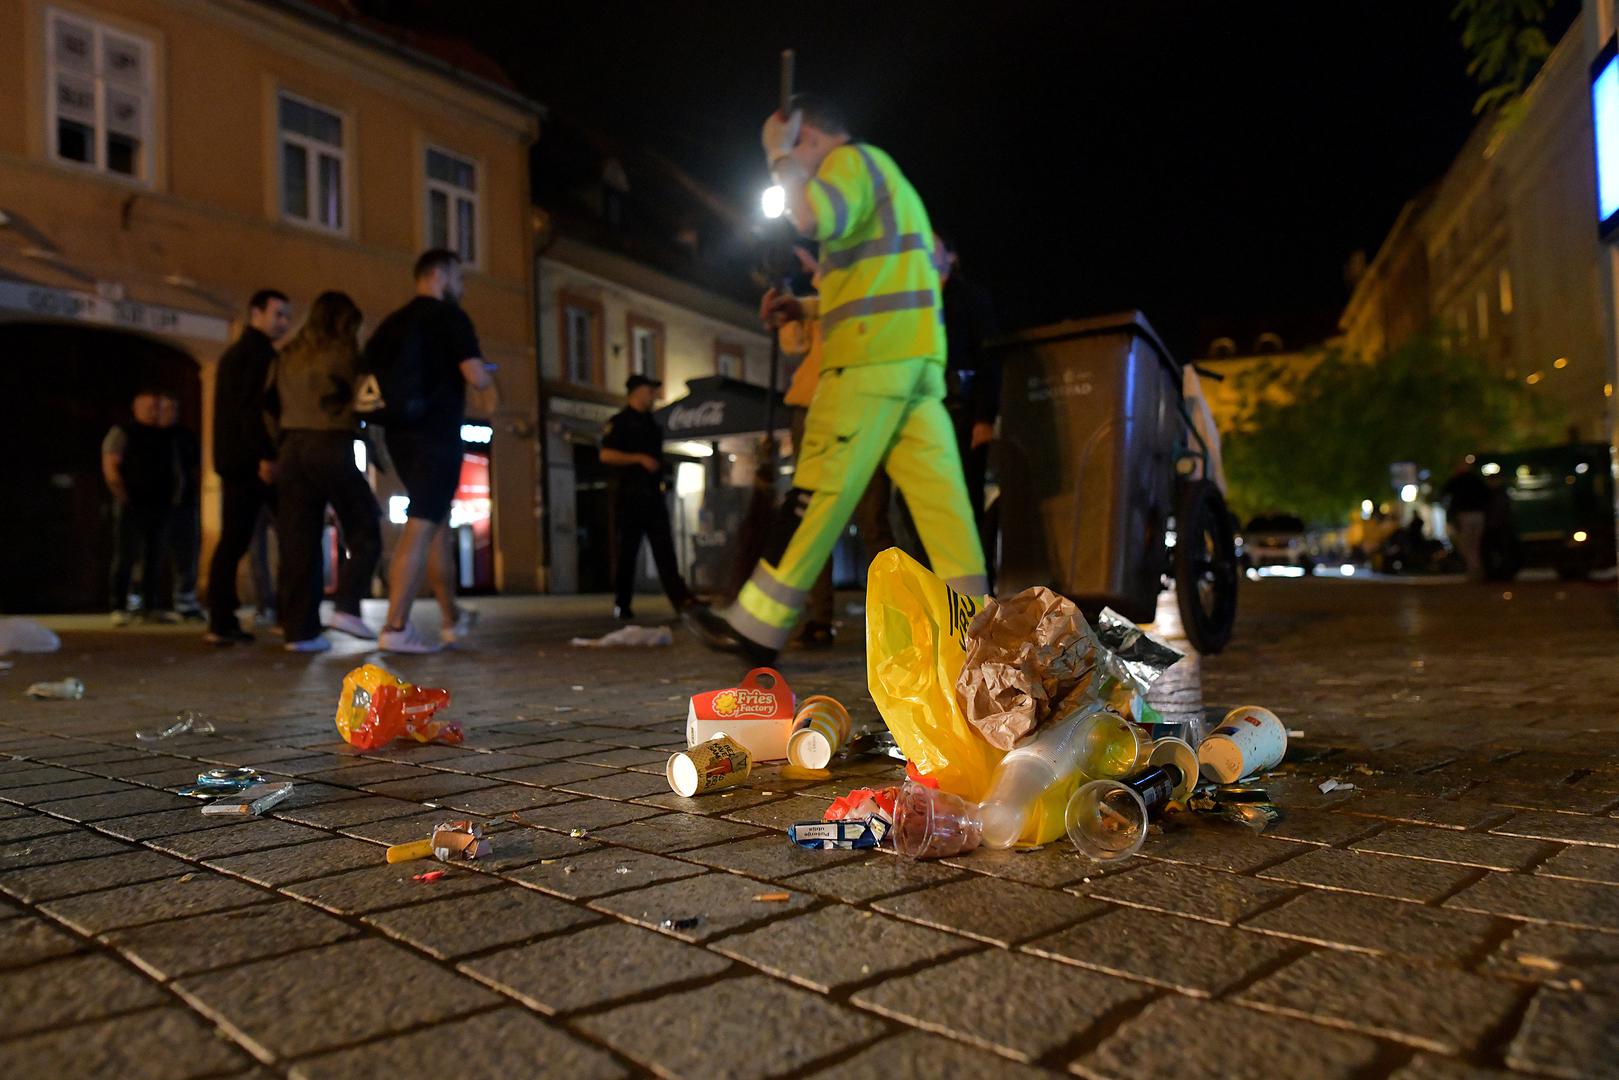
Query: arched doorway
[{"left": 0, "top": 322, "right": 200, "bottom": 612}]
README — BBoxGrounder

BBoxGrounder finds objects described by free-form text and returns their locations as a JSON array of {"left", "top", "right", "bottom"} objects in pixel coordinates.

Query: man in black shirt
[
  {"left": 204, "top": 289, "right": 290, "bottom": 644},
  {"left": 159, "top": 392, "right": 204, "bottom": 622},
  {"left": 1440, "top": 458, "right": 1491, "bottom": 582},
  {"left": 102, "top": 390, "right": 179, "bottom": 625},
  {"left": 600, "top": 374, "right": 696, "bottom": 620},
  {"left": 939, "top": 237, "right": 1000, "bottom": 528},
  {"left": 370, "top": 249, "right": 495, "bottom": 654}
]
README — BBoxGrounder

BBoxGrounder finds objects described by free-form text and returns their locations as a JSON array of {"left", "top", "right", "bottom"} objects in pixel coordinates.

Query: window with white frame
[
  {"left": 47, "top": 9, "right": 153, "bottom": 180},
  {"left": 426, "top": 147, "right": 478, "bottom": 265},
  {"left": 628, "top": 315, "right": 663, "bottom": 380},
  {"left": 278, "top": 92, "right": 346, "bottom": 232},
  {"left": 715, "top": 341, "right": 744, "bottom": 379},
  {"left": 560, "top": 293, "right": 602, "bottom": 386}
]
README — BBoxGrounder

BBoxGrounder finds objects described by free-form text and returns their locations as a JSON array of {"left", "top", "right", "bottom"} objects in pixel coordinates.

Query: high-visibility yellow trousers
[{"left": 729, "top": 357, "right": 988, "bottom": 649}]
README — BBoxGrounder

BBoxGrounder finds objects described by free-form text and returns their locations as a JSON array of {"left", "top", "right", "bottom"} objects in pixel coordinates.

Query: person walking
[
  {"left": 686, "top": 94, "right": 987, "bottom": 666},
  {"left": 204, "top": 289, "right": 290, "bottom": 645},
  {"left": 1440, "top": 458, "right": 1490, "bottom": 582},
  {"left": 600, "top": 374, "right": 698, "bottom": 621},
  {"left": 937, "top": 236, "right": 1000, "bottom": 528},
  {"left": 102, "top": 390, "right": 180, "bottom": 625},
  {"left": 157, "top": 392, "right": 205, "bottom": 622},
  {"left": 368, "top": 249, "right": 495, "bottom": 654},
  {"left": 268, "top": 291, "right": 382, "bottom": 652}
]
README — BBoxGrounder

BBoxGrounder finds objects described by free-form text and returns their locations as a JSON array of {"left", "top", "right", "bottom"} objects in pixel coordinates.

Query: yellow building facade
[{"left": 0, "top": 0, "right": 540, "bottom": 610}]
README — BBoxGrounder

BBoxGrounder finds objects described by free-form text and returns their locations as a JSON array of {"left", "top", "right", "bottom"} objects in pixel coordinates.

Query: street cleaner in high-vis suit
[{"left": 686, "top": 94, "right": 987, "bottom": 665}]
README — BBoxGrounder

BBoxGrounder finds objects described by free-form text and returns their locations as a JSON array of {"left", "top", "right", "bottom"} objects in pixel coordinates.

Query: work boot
[
  {"left": 682, "top": 604, "right": 778, "bottom": 668},
  {"left": 796, "top": 621, "right": 836, "bottom": 649}
]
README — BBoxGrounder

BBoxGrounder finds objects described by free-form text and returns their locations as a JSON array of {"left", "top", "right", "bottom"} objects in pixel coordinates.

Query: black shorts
[{"left": 385, "top": 430, "right": 460, "bottom": 525}]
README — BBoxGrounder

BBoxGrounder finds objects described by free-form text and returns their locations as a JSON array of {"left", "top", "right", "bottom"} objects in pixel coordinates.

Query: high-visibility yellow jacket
[
  {"left": 780, "top": 297, "right": 821, "bottom": 407},
  {"left": 804, "top": 143, "right": 944, "bottom": 369}
]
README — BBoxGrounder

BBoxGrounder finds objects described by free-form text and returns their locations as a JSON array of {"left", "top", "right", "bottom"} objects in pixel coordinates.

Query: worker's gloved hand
[{"left": 761, "top": 109, "right": 802, "bottom": 168}]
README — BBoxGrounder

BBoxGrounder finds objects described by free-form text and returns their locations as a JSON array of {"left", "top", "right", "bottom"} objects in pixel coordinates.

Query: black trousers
[
  {"left": 169, "top": 496, "right": 201, "bottom": 608},
  {"left": 276, "top": 431, "right": 381, "bottom": 642},
  {"left": 614, "top": 489, "right": 691, "bottom": 612},
  {"left": 206, "top": 475, "right": 273, "bottom": 634},
  {"left": 110, "top": 501, "right": 172, "bottom": 613}
]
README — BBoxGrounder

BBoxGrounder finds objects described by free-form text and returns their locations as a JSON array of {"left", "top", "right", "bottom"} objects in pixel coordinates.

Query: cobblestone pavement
[{"left": 2, "top": 577, "right": 1618, "bottom": 1078}]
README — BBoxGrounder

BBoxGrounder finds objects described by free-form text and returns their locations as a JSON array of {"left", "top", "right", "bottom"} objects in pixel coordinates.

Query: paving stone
[
  {"left": 1256, "top": 808, "right": 1385, "bottom": 847},
  {"left": 1483, "top": 922, "right": 1619, "bottom": 992},
  {"left": 29, "top": 787, "right": 194, "bottom": 821},
  {"left": 1256, "top": 845, "right": 1481, "bottom": 902},
  {"left": 1236, "top": 950, "right": 1524, "bottom": 1054},
  {"left": 0, "top": 765, "right": 97, "bottom": 789},
  {"left": 104, "top": 901, "right": 358, "bottom": 980},
  {"left": 1387, "top": 1056, "right": 1522, "bottom": 1080},
  {"left": 0, "top": 814, "right": 77, "bottom": 844},
  {"left": 941, "top": 845, "right": 1101, "bottom": 887},
  {"left": 576, "top": 974, "right": 884, "bottom": 1078},
  {"left": 637, "top": 788, "right": 801, "bottom": 817},
  {"left": 270, "top": 795, "right": 430, "bottom": 829},
  {"left": 1506, "top": 987, "right": 1619, "bottom": 1079},
  {"left": 174, "top": 938, "right": 499, "bottom": 1061},
  {"left": 2, "top": 777, "right": 133, "bottom": 805},
  {"left": 427, "top": 751, "right": 580, "bottom": 776},
  {"left": 678, "top": 833, "right": 868, "bottom": 880},
  {"left": 0, "top": 827, "right": 133, "bottom": 868},
  {"left": 872, "top": 874, "right": 1102, "bottom": 947},
  {"left": 461, "top": 921, "right": 731, "bottom": 1013},
  {"left": 1535, "top": 844, "right": 1619, "bottom": 884},
  {"left": 146, "top": 819, "right": 333, "bottom": 860},
  {"left": 569, "top": 746, "right": 667, "bottom": 770},
  {"left": 1491, "top": 809, "right": 1619, "bottom": 847},
  {"left": 1073, "top": 997, "right": 1385, "bottom": 1080},
  {"left": 0, "top": 849, "right": 190, "bottom": 902},
  {"left": 1026, "top": 906, "right": 1296, "bottom": 997},
  {"left": 205, "top": 837, "right": 384, "bottom": 886},
  {"left": 0, "top": 953, "right": 167, "bottom": 1037},
  {"left": 300, "top": 762, "right": 432, "bottom": 787},
  {"left": 335, "top": 810, "right": 489, "bottom": 845},
  {"left": 93, "top": 806, "right": 242, "bottom": 841},
  {"left": 282, "top": 862, "right": 495, "bottom": 914},
  {"left": 455, "top": 825, "right": 594, "bottom": 872},
  {"left": 0, "top": 1005, "right": 252, "bottom": 1079},
  {"left": 361, "top": 773, "right": 499, "bottom": 802},
  {"left": 40, "top": 872, "right": 269, "bottom": 934},
  {"left": 804, "top": 1029, "right": 1051, "bottom": 1080},
  {"left": 590, "top": 871, "right": 813, "bottom": 942},
  {"left": 552, "top": 770, "right": 672, "bottom": 801},
  {"left": 787, "top": 857, "right": 970, "bottom": 903},
  {"left": 1242, "top": 889, "right": 1497, "bottom": 962},
  {"left": 1340, "top": 793, "right": 1513, "bottom": 831},
  {"left": 0, "top": 916, "right": 87, "bottom": 968},
  {"left": 289, "top": 1006, "right": 628, "bottom": 1080},
  {"left": 501, "top": 798, "right": 663, "bottom": 834},
  {"left": 713, "top": 905, "right": 977, "bottom": 992},
  {"left": 1080, "top": 861, "right": 1294, "bottom": 925},
  {"left": 1474, "top": 781, "right": 1619, "bottom": 816},
  {"left": 506, "top": 739, "right": 622, "bottom": 760},
  {"left": 364, "top": 885, "right": 599, "bottom": 959},
  {"left": 1135, "top": 822, "right": 1301, "bottom": 873},
  {"left": 484, "top": 761, "right": 608, "bottom": 787},
  {"left": 435, "top": 784, "right": 576, "bottom": 816},
  {"left": 853, "top": 949, "right": 1150, "bottom": 1063},
  {"left": 1445, "top": 872, "right": 1619, "bottom": 932},
  {"left": 722, "top": 795, "right": 839, "bottom": 831},
  {"left": 507, "top": 844, "right": 702, "bottom": 899},
  {"left": 589, "top": 812, "right": 762, "bottom": 853},
  {"left": 1350, "top": 825, "right": 1555, "bottom": 871}
]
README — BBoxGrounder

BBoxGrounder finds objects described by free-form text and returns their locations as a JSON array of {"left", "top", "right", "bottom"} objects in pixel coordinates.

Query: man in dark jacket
[
  {"left": 204, "top": 289, "right": 290, "bottom": 644},
  {"left": 938, "top": 236, "right": 1000, "bottom": 527}
]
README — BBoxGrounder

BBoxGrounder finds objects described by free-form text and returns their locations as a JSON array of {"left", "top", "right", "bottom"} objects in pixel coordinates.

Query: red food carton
[{"left": 686, "top": 668, "right": 795, "bottom": 762}]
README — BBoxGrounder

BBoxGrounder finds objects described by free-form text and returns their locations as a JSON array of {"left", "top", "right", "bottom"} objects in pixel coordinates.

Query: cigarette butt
[
  {"left": 386, "top": 839, "right": 434, "bottom": 864},
  {"left": 752, "top": 892, "right": 790, "bottom": 902},
  {"left": 199, "top": 802, "right": 252, "bottom": 816}
]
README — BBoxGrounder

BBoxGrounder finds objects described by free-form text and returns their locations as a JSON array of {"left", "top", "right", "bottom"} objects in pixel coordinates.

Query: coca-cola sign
[{"left": 666, "top": 400, "right": 726, "bottom": 433}]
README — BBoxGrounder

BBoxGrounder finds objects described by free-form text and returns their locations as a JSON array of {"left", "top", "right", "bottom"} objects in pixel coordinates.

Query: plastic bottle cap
[{"left": 787, "top": 728, "right": 833, "bottom": 770}]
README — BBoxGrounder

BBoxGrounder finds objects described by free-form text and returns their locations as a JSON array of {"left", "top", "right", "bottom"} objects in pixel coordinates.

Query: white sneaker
[
  {"left": 327, "top": 611, "right": 377, "bottom": 640},
  {"left": 441, "top": 606, "right": 479, "bottom": 647},
  {"left": 284, "top": 635, "right": 332, "bottom": 653},
  {"left": 379, "top": 624, "right": 440, "bottom": 654}
]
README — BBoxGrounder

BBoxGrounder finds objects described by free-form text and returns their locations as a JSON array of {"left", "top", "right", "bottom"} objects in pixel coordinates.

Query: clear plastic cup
[
  {"left": 1079, "top": 712, "right": 1152, "bottom": 778},
  {"left": 1065, "top": 779, "right": 1149, "bottom": 861},
  {"left": 891, "top": 781, "right": 983, "bottom": 859}
]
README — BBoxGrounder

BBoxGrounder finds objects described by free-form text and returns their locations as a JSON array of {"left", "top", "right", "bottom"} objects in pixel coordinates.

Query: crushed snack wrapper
[{"left": 954, "top": 587, "right": 1102, "bottom": 750}]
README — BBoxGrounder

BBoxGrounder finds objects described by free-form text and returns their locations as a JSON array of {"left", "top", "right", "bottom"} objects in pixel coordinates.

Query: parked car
[
  {"left": 1471, "top": 443, "right": 1617, "bottom": 580},
  {"left": 1240, "top": 513, "right": 1314, "bottom": 574}
]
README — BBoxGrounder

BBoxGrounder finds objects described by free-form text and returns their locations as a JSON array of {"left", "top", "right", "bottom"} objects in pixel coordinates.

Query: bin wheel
[{"left": 1175, "top": 479, "right": 1239, "bottom": 655}]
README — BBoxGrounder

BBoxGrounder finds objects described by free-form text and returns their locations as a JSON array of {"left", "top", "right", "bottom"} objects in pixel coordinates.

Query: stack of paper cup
[{"left": 786, "top": 695, "right": 851, "bottom": 770}]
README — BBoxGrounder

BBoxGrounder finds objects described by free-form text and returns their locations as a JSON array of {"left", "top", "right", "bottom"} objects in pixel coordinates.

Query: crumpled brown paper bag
[{"left": 954, "top": 587, "right": 1100, "bottom": 750}]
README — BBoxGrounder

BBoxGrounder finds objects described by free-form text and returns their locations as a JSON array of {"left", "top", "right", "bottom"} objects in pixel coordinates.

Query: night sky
[{"left": 398, "top": 1, "right": 1568, "bottom": 357}]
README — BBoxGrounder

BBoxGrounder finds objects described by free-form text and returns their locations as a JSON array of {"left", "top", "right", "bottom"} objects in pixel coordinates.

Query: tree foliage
[
  {"left": 1221, "top": 332, "right": 1558, "bottom": 524},
  {"left": 1453, "top": 0, "right": 1556, "bottom": 117}
]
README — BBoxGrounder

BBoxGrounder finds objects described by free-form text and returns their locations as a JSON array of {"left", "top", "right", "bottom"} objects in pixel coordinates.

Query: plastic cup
[
  {"left": 1078, "top": 712, "right": 1152, "bottom": 779},
  {"left": 891, "top": 782, "right": 983, "bottom": 859},
  {"left": 1065, "top": 779, "right": 1149, "bottom": 861}
]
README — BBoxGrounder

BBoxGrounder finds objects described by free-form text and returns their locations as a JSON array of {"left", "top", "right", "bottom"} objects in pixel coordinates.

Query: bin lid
[{"left": 986, "top": 310, "right": 1179, "bottom": 375}]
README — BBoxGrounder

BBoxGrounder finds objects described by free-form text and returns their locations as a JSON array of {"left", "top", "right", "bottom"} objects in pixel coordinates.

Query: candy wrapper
[
  {"left": 824, "top": 786, "right": 899, "bottom": 823},
  {"left": 954, "top": 587, "right": 1102, "bottom": 750},
  {"left": 335, "top": 664, "right": 460, "bottom": 751},
  {"left": 789, "top": 816, "right": 890, "bottom": 850},
  {"left": 431, "top": 820, "right": 490, "bottom": 860},
  {"left": 1093, "top": 608, "right": 1183, "bottom": 698}
]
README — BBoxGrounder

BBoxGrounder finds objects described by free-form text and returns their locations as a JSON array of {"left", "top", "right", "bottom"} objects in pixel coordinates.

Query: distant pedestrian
[
  {"left": 600, "top": 374, "right": 698, "bottom": 621},
  {"left": 1440, "top": 458, "right": 1489, "bottom": 582},
  {"left": 102, "top": 390, "right": 179, "bottom": 625},
  {"left": 937, "top": 235, "right": 1000, "bottom": 527},
  {"left": 204, "top": 289, "right": 290, "bottom": 645},
  {"left": 367, "top": 249, "right": 495, "bottom": 653},
  {"left": 268, "top": 290, "right": 382, "bottom": 653},
  {"left": 157, "top": 392, "right": 205, "bottom": 622}
]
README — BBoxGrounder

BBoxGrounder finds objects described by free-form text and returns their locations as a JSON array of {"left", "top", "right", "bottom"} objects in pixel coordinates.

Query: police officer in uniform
[{"left": 600, "top": 374, "right": 697, "bottom": 620}]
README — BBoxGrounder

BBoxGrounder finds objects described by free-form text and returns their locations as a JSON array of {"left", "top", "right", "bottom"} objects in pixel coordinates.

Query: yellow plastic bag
[{"left": 866, "top": 549, "right": 1004, "bottom": 802}]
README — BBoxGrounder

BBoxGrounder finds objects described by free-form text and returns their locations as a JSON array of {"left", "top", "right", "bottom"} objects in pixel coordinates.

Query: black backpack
[{"left": 357, "top": 312, "right": 428, "bottom": 427}]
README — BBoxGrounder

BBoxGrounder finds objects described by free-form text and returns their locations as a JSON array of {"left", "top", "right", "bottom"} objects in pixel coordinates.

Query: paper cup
[
  {"left": 667, "top": 734, "right": 753, "bottom": 797},
  {"left": 1197, "top": 705, "right": 1287, "bottom": 784},
  {"left": 787, "top": 696, "right": 851, "bottom": 769},
  {"left": 1147, "top": 737, "right": 1199, "bottom": 802}
]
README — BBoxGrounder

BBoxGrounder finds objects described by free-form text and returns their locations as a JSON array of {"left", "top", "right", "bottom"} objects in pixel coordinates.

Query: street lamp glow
[
  {"left": 1360, "top": 499, "right": 1373, "bottom": 517},
  {"left": 1575, "top": 530, "right": 1590, "bottom": 543},
  {"left": 1340, "top": 564, "right": 1356, "bottom": 577},
  {"left": 1399, "top": 484, "right": 1418, "bottom": 503},
  {"left": 1481, "top": 462, "right": 1501, "bottom": 477},
  {"left": 761, "top": 185, "right": 786, "bottom": 219}
]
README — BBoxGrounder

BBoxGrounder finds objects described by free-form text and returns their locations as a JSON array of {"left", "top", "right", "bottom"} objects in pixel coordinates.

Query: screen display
[{"left": 1593, "top": 38, "right": 1619, "bottom": 237}]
